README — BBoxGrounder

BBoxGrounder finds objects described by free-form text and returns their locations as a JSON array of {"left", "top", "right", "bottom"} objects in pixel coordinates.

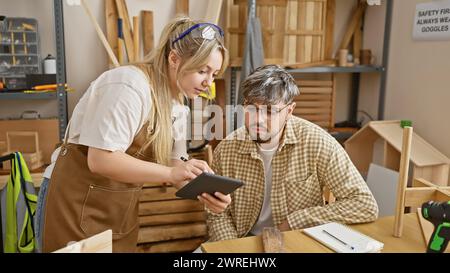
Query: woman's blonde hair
[{"left": 135, "top": 16, "right": 228, "bottom": 166}]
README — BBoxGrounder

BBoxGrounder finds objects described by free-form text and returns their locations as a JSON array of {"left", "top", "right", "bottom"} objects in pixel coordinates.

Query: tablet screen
[{"left": 175, "top": 172, "right": 244, "bottom": 200}]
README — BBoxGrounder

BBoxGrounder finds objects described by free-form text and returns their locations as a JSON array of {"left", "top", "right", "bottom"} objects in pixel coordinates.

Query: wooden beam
[
  {"left": 176, "top": 0, "right": 189, "bottom": 16},
  {"left": 204, "top": 0, "right": 223, "bottom": 24},
  {"left": 338, "top": 1, "right": 366, "bottom": 52},
  {"left": 133, "top": 16, "right": 140, "bottom": 61},
  {"left": 105, "top": 0, "right": 118, "bottom": 66},
  {"left": 138, "top": 222, "right": 206, "bottom": 243},
  {"left": 81, "top": 0, "right": 119, "bottom": 67},
  {"left": 141, "top": 10, "right": 154, "bottom": 57},
  {"left": 115, "top": 0, "right": 135, "bottom": 62},
  {"left": 394, "top": 127, "right": 413, "bottom": 237},
  {"left": 324, "top": 0, "right": 335, "bottom": 59}
]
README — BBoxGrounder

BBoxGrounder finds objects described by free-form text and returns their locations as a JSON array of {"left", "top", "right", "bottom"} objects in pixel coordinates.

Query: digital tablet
[{"left": 175, "top": 172, "right": 244, "bottom": 200}]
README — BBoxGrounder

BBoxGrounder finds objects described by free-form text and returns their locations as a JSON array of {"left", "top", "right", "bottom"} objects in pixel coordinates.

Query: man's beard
[{"left": 247, "top": 125, "right": 272, "bottom": 143}]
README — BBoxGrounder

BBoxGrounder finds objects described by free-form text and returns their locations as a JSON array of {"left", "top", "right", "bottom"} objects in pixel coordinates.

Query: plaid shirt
[{"left": 207, "top": 116, "right": 378, "bottom": 242}]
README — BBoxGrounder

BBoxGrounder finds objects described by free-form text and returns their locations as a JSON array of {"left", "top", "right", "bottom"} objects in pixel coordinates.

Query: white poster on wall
[{"left": 413, "top": 0, "right": 450, "bottom": 41}]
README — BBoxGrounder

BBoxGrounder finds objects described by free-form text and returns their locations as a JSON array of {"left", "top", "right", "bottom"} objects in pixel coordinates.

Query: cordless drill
[{"left": 421, "top": 201, "right": 450, "bottom": 253}]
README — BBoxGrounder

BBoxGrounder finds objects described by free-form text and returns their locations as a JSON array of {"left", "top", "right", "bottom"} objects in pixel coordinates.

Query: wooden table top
[{"left": 201, "top": 213, "right": 447, "bottom": 253}]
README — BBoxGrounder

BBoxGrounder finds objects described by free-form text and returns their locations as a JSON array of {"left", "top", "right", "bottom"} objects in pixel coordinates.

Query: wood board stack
[
  {"left": 293, "top": 75, "right": 335, "bottom": 130},
  {"left": 136, "top": 147, "right": 214, "bottom": 253},
  {"left": 226, "top": 0, "right": 334, "bottom": 67}
]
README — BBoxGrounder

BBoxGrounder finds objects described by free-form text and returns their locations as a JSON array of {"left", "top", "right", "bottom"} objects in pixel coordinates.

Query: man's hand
[
  {"left": 198, "top": 192, "right": 232, "bottom": 214},
  {"left": 277, "top": 219, "right": 291, "bottom": 231}
]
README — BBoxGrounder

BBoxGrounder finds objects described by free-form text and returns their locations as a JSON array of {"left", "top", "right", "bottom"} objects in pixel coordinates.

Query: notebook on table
[{"left": 302, "top": 222, "right": 384, "bottom": 253}]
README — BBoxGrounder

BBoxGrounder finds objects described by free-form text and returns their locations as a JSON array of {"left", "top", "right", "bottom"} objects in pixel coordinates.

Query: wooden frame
[
  {"left": 293, "top": 75, "right": 335, "bottom": 129},
  {"left": 393, "top": 126, "right": 450, "bottom": 239},
  {"left": 226, "top": 0, "right": 330, "bottom": 67},
  {"left": 2, "top": 131, "right": 43, "bottom": 170},
  {"left": 136, "top": 146, "right": 213, "bottom": 253},
  {"left": 345, "top": 121, "right": 450, "bottom": 186}
]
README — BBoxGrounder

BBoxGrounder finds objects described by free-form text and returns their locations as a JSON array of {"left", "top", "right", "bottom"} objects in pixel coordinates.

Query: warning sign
[{"left": 413, "top": 0, "right": 450, "bottom": 40}]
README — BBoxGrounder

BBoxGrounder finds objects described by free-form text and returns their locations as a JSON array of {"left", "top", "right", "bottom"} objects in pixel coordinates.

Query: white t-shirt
[
  {"left": 44, "top": 65, "right": 189, "bottom": 179},
  {"left": 249, "top": 144, "right": 277, "bottom": 235}
]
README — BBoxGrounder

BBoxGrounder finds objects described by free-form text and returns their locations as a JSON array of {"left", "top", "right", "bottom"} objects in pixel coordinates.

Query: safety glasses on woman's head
[{"left": 172, "top": 23, "right": 224, "bottom": 46}]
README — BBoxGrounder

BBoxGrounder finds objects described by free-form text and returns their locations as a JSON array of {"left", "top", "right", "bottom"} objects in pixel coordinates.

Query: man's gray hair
[{"left": 241, "top": 64, "right": 300, "bottom": 105}]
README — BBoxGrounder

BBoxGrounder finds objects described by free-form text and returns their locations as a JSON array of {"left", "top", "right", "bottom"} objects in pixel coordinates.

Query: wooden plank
[
  {"left": 296, "top": 80, "right": 333, "bottom": 87},
  {"left": 293, "top": 107, "right": 331, "bottom": 115},
  {"left": 139, "top": 211, "right": 206, "bottom": 226},
  {"left": 294, "top": 0, "right": 304, "bottom": 63},
  {"left": 394, "top": 127, "right": 413, "bottom": 237},
  {"left": 235, "top": 0, "right": 288, "bottom": 6},
  {"left": 140, "top": 186, "right": 178, "bottom": 202},
  {"left": 81, "top": 0, "right": 119, "bottom": 67},
  {"left": 304, "top": 1, "right": 314, "bottom": 63},
  {"left": 294, "top": 94, "right": 331, "bottom": 101},
  {"left": 139, "top": 199, "right": 204, "bottom": 216},
  {"left": 238, "top": 3, "right": 247, "bottom": 58},
  {"left": 137, "top": 237, "right": 205, "bottom": 253},
  {"left": 338, "top": 1, "right": 366, "bottom": 51},
  {"left": 133, "top": 16, "right": 139, "bottom": 62},
  {"left": 273, "top": 5, "right": 286, "bottom": 60},
  {"left": 295, "top": 114, "right": 330, "bottom": 122},
  {"left": 311, "top": 1, "right": 321, "bottom": 62},
  {"left": 115, "top": 0, "right": 135, "bottom": 63},
  {"left": 299, "top": 87, "right": 332, "bottom": 94},
  {"left": 229, "top": 1, "right": 239, "bottom": 61},
  {"left": 176, "top": 0, "right": 189, "bottom": 15},
  {"left": 404, "top": 188, "right": 437, "bottom": 207},
  {"left": 204, "top": 0, "right": 223, "bottom": 24},
  {"left": 295, "top": 101, "right": 331, "bottom": 108},
  {"left": 138, "top": 222, "right": 207, "bottom": 243},
  {"left": 417, "top": 208, "right": 434, "bottom": 247},
  {"left": 353, "top": 16, "right": 362, "bottom": 62},
  {"left": 285, "top": 59, "right": 335, "bottom": 69},
  {"left": 260, "top": 5, "right": 271, "bottom": 59},
  {"left": 141, "top": 10, "right": 154, "bottom": 57},
  {"left": 288, "top": 0, "right": 298, "bottom": 64},
  {"left": 324, "top": 0, "right": 335, "bottom": 59},
  {"left": 105, "top": 0, "right": 118, "bottom": 66}
]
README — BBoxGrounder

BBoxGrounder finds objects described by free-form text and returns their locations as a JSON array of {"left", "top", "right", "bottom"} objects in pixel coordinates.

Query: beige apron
[{"left": 42, "top": 122, "right": 154, "bottom": 253}]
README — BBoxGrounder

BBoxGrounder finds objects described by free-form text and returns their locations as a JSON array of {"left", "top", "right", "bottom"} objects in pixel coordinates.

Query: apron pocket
[{"left": 80, "top": 184, "right": 139, "bottom": 237}]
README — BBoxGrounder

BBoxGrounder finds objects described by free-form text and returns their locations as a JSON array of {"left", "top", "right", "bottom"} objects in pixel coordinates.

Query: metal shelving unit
[
  {"left": 0, "top": 92, "right": 56, "bottom": 100},
  {"left": 0, "top": 0, "right": 68, "bottom": 140},
  {"left": 228, "top": 0, "right": 393, "bottom": 131}
]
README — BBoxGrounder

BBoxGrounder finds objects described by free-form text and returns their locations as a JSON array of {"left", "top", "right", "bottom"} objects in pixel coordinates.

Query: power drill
[{"left": 421, "top": 201, "right": 450, "bottom": 253}]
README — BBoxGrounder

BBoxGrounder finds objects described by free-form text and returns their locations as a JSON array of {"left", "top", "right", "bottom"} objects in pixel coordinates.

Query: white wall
[{"left": 384, "top": 0, "right": 450, "bottom": 158}]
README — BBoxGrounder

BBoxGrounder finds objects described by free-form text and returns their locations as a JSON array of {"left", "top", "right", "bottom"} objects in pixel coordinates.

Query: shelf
[
  {"left": 229, "top": 65, "right": 384, "bottom": 74},
  {"left": 0, "top": 92, "right": 56, "bottom": 100},
  {"left": 0, "top": 30, "right": 37, "bottom": 33},
  {"left": 287, "top": 65, "right": 385, "bottom": 74},
  {"left": 0, "top": 53, "right": 38, "bottom": 56},
  {"left": 0, "top": 42, "right": 37, "bottom": 45}
]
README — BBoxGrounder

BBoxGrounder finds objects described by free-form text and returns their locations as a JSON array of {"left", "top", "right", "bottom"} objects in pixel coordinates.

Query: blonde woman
[{"left": 36, "top": 17, "right": 230, "bottom": 253}]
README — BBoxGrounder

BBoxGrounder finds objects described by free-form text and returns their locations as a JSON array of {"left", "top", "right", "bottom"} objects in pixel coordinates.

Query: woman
[{"left": 36, "top": 16, "right": 230, "bottom": 252}]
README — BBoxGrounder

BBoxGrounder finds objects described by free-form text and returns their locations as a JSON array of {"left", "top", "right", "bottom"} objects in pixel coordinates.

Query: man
[{"left": 207, "top": 65, "right": 378, "bottom": 241}]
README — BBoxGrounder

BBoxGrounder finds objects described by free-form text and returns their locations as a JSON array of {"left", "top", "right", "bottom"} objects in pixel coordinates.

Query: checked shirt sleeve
[{"left": 287, "top": 139, "right": 379, "bottom": 229}]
